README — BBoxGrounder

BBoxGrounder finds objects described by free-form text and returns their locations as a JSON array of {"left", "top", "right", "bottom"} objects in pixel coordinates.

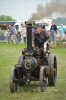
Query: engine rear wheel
[
  {"left": 48, "top": 54, "right": 57, "bottom": 86},
  {"left": 48, "top": 74, "right": 55, "bottom": 86},
  {"left": 54, "top": 56, "right": 57, "bottom": 84}
]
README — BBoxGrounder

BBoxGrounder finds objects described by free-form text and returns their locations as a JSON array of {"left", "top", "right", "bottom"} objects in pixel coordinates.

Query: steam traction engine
[{"left": 10, "top": 22, "right": 57, "bottom": 93}]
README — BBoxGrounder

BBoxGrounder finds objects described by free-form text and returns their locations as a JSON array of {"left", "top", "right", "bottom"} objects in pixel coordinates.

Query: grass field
[{"left": 0, "top": 43, "right": 66, "bottom": 100}]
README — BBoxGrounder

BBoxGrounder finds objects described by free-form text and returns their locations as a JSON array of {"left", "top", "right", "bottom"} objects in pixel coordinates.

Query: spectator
[
  {"left": 50, "top": 22, "right": 57, "bottom": 43},
  {"left": 0, "top": 28, "right": 1, "bottom": 33},
  {"left": 63, "top": 31, "right": 66, "bottom": 41},
  {"left": 41, "top": 22, "right": 45, "bottom": 29},
  {"left": 8, "top": 25, "right": 17, "bottom": 43},
  {"left": 59, "top": 24, "right": 66, "bottom": 40},
  {"left": 22, "top": 26, "right": 26, "bottom": 44},
  {"left": 50, "top": 22, "right": 57, "bottom": 33},
  {"left": 16, "top": 31, "right": 21, "bottom": 42}
]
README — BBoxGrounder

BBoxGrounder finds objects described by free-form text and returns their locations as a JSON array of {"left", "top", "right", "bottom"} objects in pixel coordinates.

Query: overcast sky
[{"left": 0, "top": 0, "right": 51, "bottom": 21}]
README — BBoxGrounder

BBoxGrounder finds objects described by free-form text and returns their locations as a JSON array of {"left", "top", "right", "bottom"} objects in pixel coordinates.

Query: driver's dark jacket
[{"left": 33, "top": 29, "right": 49, "bottom": 48}]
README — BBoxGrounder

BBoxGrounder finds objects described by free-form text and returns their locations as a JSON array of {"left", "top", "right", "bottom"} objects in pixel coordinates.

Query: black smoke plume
[{"left": 29, "top": 0, "right": 66, "bottom": 21}]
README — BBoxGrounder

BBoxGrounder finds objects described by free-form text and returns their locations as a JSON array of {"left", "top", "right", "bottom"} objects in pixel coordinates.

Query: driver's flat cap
[{"left": 34, "top": 24, "right": 41, "bottom": 29}]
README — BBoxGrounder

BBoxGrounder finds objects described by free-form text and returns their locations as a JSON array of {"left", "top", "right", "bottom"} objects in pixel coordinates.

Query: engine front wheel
[
  {"left": 10, "top": 81, "right": 18, "bottom": 93},
  {"left": 10, "top": 67, "right": 18, "bottom": 93},
  {"left": 40, "top": 66, "right": 47, "bottom": 92}
]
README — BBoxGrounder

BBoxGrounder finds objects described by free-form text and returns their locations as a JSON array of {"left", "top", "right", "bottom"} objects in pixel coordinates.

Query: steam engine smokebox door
[{"left": 22, "top": 57, "right": 37, "bottom": 73}]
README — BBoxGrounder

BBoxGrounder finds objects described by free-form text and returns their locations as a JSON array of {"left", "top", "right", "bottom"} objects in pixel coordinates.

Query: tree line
[{"left": 0, "top": 15, "right": 16, "bottom": 21}]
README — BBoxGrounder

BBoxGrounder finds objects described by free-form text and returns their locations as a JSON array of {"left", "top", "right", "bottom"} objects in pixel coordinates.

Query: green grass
[{"left": 0, "top": 43, "right": 66, "bottom": 100}]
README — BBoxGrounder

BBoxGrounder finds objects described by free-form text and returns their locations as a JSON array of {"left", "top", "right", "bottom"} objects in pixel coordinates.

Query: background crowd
[{"left": 0, "top": 21, "right": 66, "bottom": 44}]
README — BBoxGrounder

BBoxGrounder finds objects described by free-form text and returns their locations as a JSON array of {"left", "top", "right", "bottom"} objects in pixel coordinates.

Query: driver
[{"left": 33, "top": 24, "right": 50, "bottom": 48}]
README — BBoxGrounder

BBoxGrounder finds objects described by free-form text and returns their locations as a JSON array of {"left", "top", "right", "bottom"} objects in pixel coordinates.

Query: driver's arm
[{"left": 43, "top": 30, "right": 50, "bottom": 42}]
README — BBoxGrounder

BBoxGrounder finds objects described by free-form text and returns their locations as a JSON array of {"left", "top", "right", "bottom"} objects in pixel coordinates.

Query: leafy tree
[{"left": 0, "top": 15, "right": 16, "bottom": 21}]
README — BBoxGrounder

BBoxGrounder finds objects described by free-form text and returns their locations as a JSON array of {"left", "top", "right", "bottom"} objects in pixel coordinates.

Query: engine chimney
[{"left": 25, "top": 22, "right": 35, "bottom": 52}]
